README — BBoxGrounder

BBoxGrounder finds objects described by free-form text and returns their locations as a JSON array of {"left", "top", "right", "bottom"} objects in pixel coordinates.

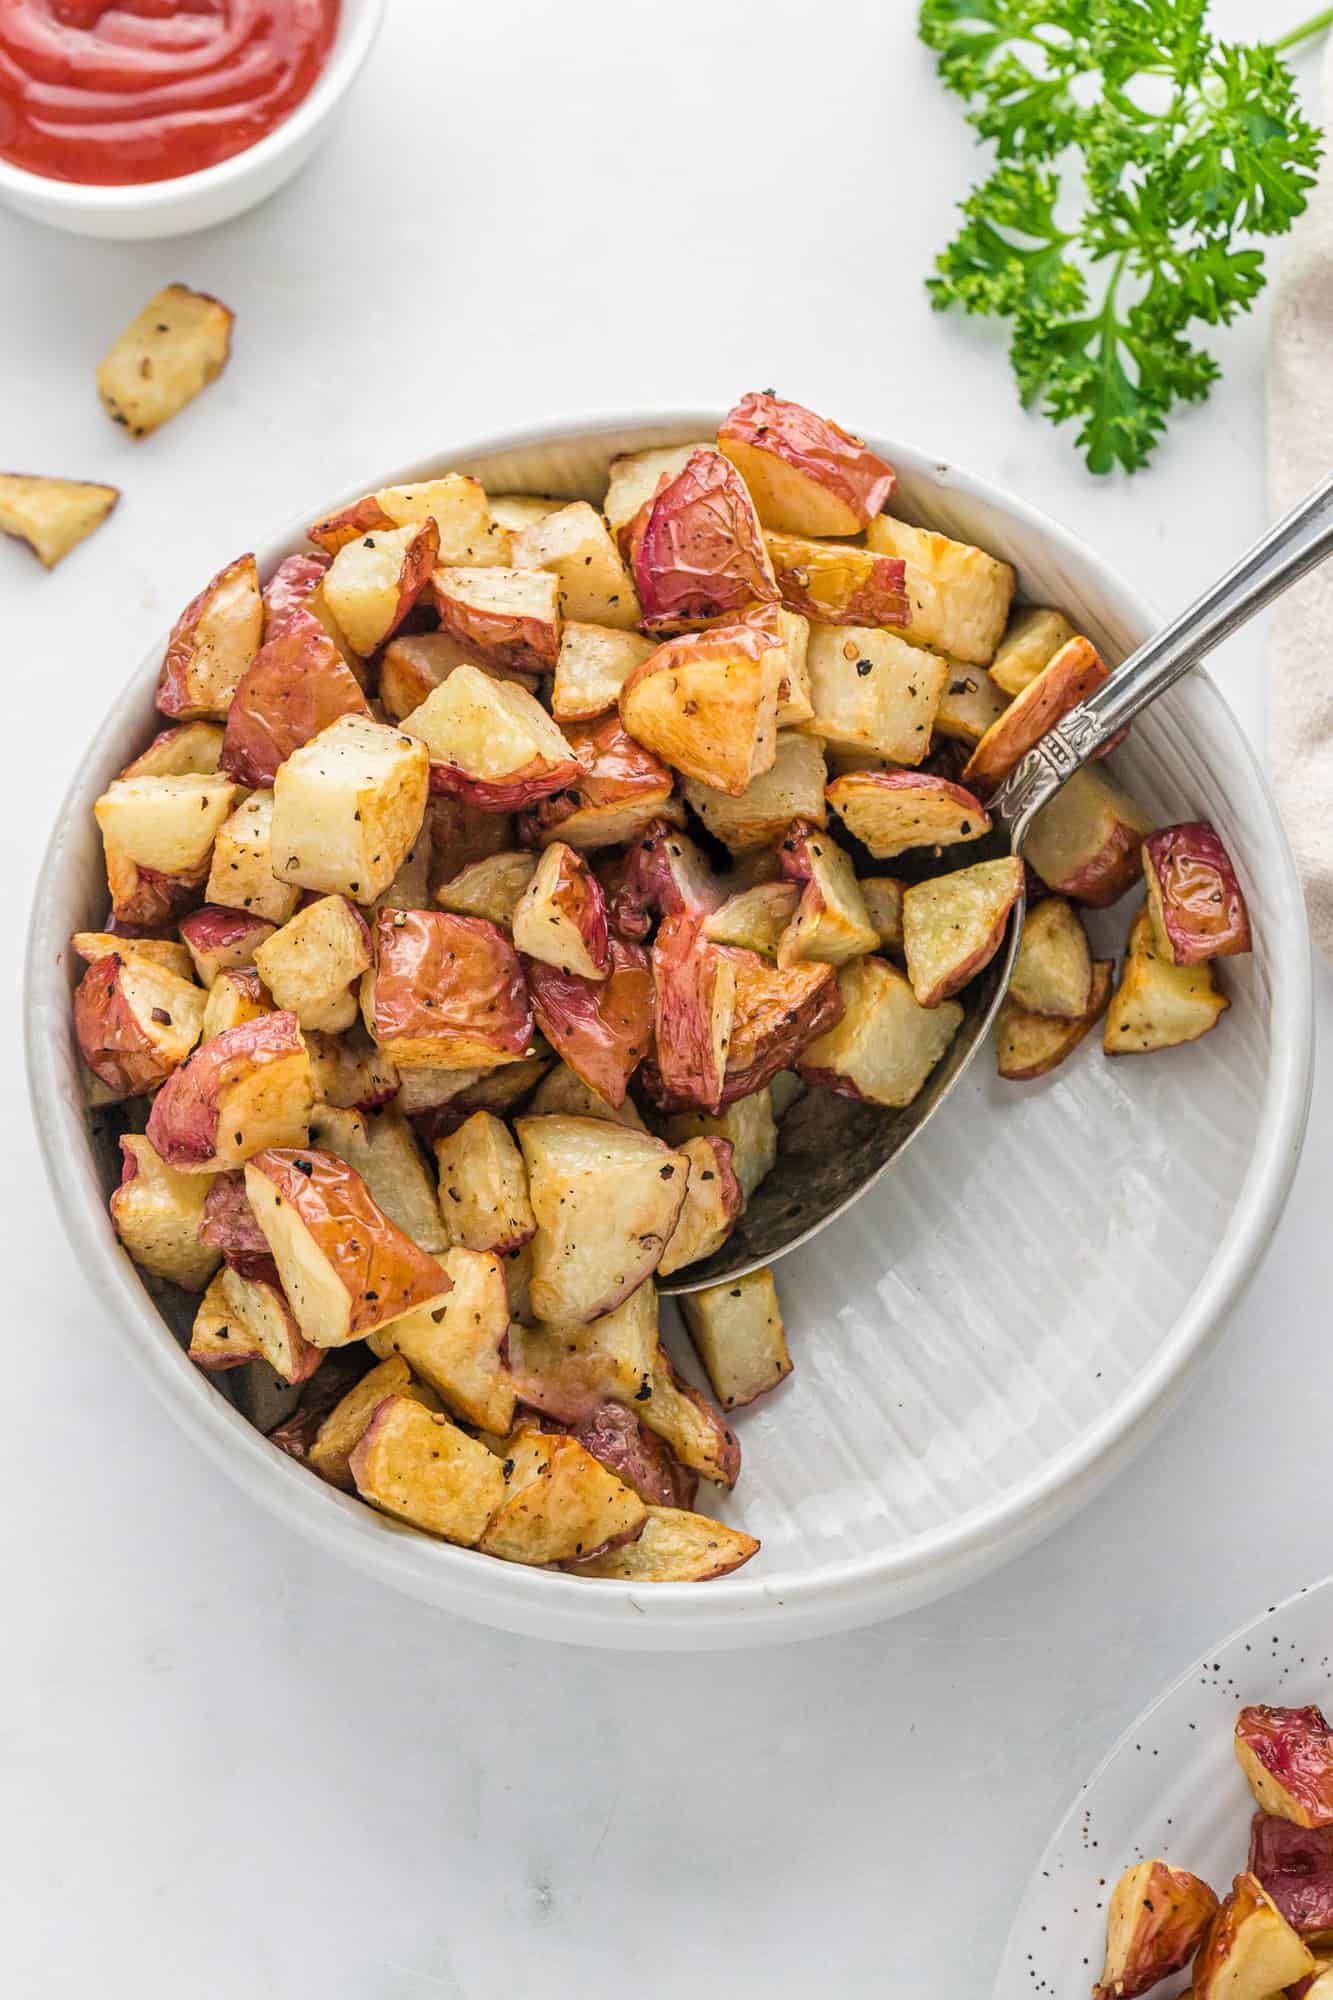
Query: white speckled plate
[
  {"left": 996, "top": 1578, "right": 1333, "bottom": 1998},
  {"left": 25, "top": 415, "right": 1315, "bottom": 1650}
]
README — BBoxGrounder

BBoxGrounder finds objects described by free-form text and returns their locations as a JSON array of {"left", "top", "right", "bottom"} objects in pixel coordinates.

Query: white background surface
[{"left": 4, "top": 4, "right": 1330, "bottom": 1993}]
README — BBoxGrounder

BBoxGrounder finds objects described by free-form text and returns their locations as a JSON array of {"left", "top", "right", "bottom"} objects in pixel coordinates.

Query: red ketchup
[{"left": 0, "top": 1, "right": 340, "bottom": 185}]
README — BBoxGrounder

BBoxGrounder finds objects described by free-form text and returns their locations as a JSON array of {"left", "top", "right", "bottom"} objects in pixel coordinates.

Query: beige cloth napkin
[{"left": 1267, "top": 33, "right": 1333, "bottom": 956}]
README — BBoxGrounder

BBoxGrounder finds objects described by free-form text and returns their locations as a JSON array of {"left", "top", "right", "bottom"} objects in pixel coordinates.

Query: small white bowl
[
  {"left": 0, "top": 0, "right": 385, "bottom": 241},
  {"left": 25, "top": 415, "right": 1314, "bottom": 1651}
]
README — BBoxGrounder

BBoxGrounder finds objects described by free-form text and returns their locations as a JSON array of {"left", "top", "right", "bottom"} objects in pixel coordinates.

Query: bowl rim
[
  {"left": 25, "top": 411, "right": 1315, "bottom": 1649},
  {"left": 0, "top": 0, "right": 386, "bottom": 213}
]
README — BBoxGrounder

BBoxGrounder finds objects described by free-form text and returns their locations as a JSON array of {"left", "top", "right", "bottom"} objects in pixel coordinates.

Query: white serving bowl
[
  {"left": 0, "top": 0, "right": 385, "bottom": 241},
  {"left": 25, "top": 415, "right": 1314, "bottom": 1652}
]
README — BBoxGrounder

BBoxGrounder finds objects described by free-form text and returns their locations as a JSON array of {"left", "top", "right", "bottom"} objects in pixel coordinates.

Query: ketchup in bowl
[{"left": 0, "top": 1, "right": 340, "bottom": 186}]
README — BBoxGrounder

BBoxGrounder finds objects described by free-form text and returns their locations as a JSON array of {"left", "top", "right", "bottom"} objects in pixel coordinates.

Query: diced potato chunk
[
  {"left": 901, "top": 857, "right": 1024, "bottom": 1008},
  {"left": 570, "top": 1505, "right": 759, "bottom": 1581},
  {"left": 253, "top": 896, "right": 371, "bottom": 1033},
  {"left": 189, "top": 1263, "right": 321, "bottom": 1385},
  {"left": 516, "top": 1115, "right": 689, "bottom": 1324},
  {"left": 665, "top": 1088, "right": 778, "bottom": 1202},
  {"left": 865, "top": 515, "right": 1014, "bottom": 665},
  {"left": 552, "top": 622, "right": 656, "bottom": 722},
  {"left": 349, "top": 1395, "right": 506, "bottom": 1544},
  {"left": 681, "top": 1267, "right": 791, "bottom": 1409},
  {"left": 307, "top": 1102, "right": 445, "bottom": 1254},
  {"left": 368, "top": 1245, "right": 514, "bottom": 1433},
  {"left": 990, "top": 605, "right": 1077, "bottom": 697},
  {"left": 657, "top": 1136, "right": 744, "bottom": 1276},
  {"left": 685, "top": 731, "right": 827, "bottom": 854},
  {"left": 96, "top": 284, "right": 234, "bottom": 438},
  {"left": 271, "top": 714, "right": 429, "bottom": 904},
  {"left": 803, "top": 623, "right": 947, "bottom": 763},
  {"left": 1009, "top": 897, "right": 1094, "bottom": 1018},
  {"left": 431, "top": 564, "right": 561, "bottom": 674},
  {"left": 1104, "top": 908, "right": 1228, "bottom": 1054},
  {"left": 799, "top": 956, "right": 962, "bottom": 1106},
  {"left": 0, "top": 471, "right": 119, "bottom": 569},
  {"left": 436, "top": 851, "right": 536, "bottom": 926},
  {"left": 433, "top": 1111, "right": 535, "bottom": 1254},
  {"left": 111, "top": 1135, "right": 220, "bottom": 1291},
  {"left": 508, "top": 1283, "right": 659, "bottom": 1419},
  {"left": 308, "top": 1355, "right": 438, "bottom": 1489},
  {"left": 321, "top": 521, "right": 438, "bottom": 657},
  {"left": 205, "top": 790, "right": 302, "bottom": 924},
  {"left": 996, "top": 961, "right": 1111, "bottom": 1080},
  {"left": 620, "top": 617, "right": 785, "bottom": 797},
  {"left": 511, "top": 501, "right": 641, "bottom": 627},
  {"left": 94, "top": 773, "right": 236, "bottom": 875},
  {"left": 479, "top": 1428, "right": 646, "bottom": 1565}
]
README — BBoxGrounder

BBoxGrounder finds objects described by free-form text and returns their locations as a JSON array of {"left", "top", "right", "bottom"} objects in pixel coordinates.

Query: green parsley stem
[{"left": 1271, "top": 5, "right": 1333, "bottom": 53}]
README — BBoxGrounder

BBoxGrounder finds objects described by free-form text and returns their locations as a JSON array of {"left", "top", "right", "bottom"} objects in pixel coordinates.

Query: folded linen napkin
[{"left": 1268, "top": 33, "right": 1333, "bottom": 957}]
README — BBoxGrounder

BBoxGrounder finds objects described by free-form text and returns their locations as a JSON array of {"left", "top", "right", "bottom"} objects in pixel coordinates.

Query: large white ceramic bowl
[
  {"left": 25, "top": 415, "right": 1314, "bottom": 1652},
  {"left": 0, "top": 0, "right": 385, "bottom": 241}
]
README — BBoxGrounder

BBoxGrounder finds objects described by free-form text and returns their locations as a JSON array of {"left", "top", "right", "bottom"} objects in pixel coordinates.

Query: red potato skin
[
  {"left": 765, "top": 535, "right": 910, "bottom": 628},
  {"left": 718, "top": 392, "right": 897, "bottom": 528},
  {"left": 306, "top": 495, "right": 395, "bottom": 555},
  {"left": 1144, "top": 821, "right": 1252, "bottom": 963},
  {"left": 718, "top": 948, "right": 843, "bottom": 1103},
  {"left": 1249, "top": 1815, "right": 1333, "bottom": 1941},
  {"left": 963, "top": 636, "right": 1110, "bottom": 793},
  {"left": 105, "top": 852, "right": 207, "bottom": 930},
  {"left": 522, "top": 935, "right": 652, "bottom": 1107},
  {"left": 648, "top": 914, "right": 734, "bottom": 1114},
  {"left": 248, "top": 1147, "right": 452, "bottom": 1336},
  {"left": 427, "top": 797, "right": 516, "bottom": 888},
  {"left": 1239, "top": 1706, "right": 1333, "bottom": 1827},
  {"left": 383, "top": 519, "right": 440, "bottom": 644},
  {"left": 369, "top": 909, "right": 533, "bottom": 1060},
  {"left": 146, "top": 1009, "right": 306, "bottom": 1168},
  {"left": 634, "top": 449, "right": 780, "bottom": 631},
  {"left": 266, "top": 1347, "right": 373, "bottom": 1463},
  {"left": 74, "top": 954, "right": 187, "bottom": 1097},
  {"left": 826, "top": 769, "right": 992, "bottom": 854},
  {"left": 220, "top": 609, "right": 370, "bottom": 787},
  {"left": 651, "top": 1349, "right": 742, "bottom": 1488},
  {"left": 562, "top": 1402, "right": 699, "bottom": 1510},
  {"left": 178, "top": 905, "right": 275, "bottom": 978},
  {"left": 119, "top": 723, "right": 221, "bottom": 781},
  {"left": 519, "top": 717, "right": 675, "bottom": 844},
  {"left": 156, "top": 553, "right": 257, "bottom": 718},
  {"left": 198, "top": 1171, "right": 275, "bottom": 1278},
  {"left": 427, "top": 751, "right": 583, "bottom": 814},
  {"left": 261, "top": 551, "right": 331, "bottom": 637},
  {"left": 431, "top": 570, "right": 560, "bottom": 674},
  {"left": 605, "top": 819, "right": 724, "bottom": 940}
]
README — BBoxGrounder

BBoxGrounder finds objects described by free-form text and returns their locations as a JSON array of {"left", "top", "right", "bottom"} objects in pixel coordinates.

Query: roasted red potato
[
  {"left": 1092, "top": 1860, "right": 1220, "bottom": 2000},
  {"left": 865, "top": 514, "right": 1015, "bottom": 666},
  {"left": 219, "top": 608, "right": 370, "bottom": 787},
  {"left": 190, "top": 1262, "right": 323, "bottom": 1386},
  {"left": 702, "top": 882, "right": 801, "bottom": 958},
  {"left": 271, "top": 714, "right": 430, "bottom": 905},
  {"left": 97, "top": 283, "right": 234, "bottom": 439},
  {"left": 178, "top": 906, "right": 276, "bottom": 987},
  {"left": 1024, "top": 763, "right": 1155, "bottom": 906},
  {"left": 0, "top": 471, "right": 119, "bottom": 569},
  {"left": 120, "top": 720, "right": 225, "bottom": 781},
  {"left": 369, "top": 1244, "right": 514, "bottom": 1433},
  {"left": 765, "top": 531, "right": 909, "bottom": 628},
  {"left": 427, "top": 794, "right": 519, "bottom": 887},
  {"left": 620, "top": 613, "right": 785, "bottom": 797},
  {"left": 716, "top": 948, "right": 843, "bottom": 1103},
  {"left": 205, "top": 792, "right": 301, "bottom": 925},
  {"left": 261, "top": 550, "right": 330, "bottom": 636},
  {"left": 962, "top": 635, "right": 1109, "bottom": 793},
  {"left": 1142, "top": 821, "right": 1252, "bottom": 964},
  {"left": 510, "top": 841, "right": 610, "bottom": 979},
  {"left": 197, "top": 1168, "right": 274, "bottom": 1277},
  {"left": 990, "top": 604, "right": 1077, "bottom": 696},
  {"left": 111, "top": 1136, "right": 221, "bottom": 1292},
  {"left": 253, "top": 896, "right": 371, "bottom": 1033},
  {"left": 298, "top": 1354, "right": 433, "bottom": 1489},
  {"left": 603, "top": 442, "right": 708, "bottom": 557},
  {"left": 657, "top": 1136, "right": 744, "bottom": 1276},
  {"left": 157, "top": 553, "right": 263, "bottom": 720},
  {"left": 859, "top": 877, "right": 905, "bottom": 955},
  {"left": 433, "top": 1110, "right": 535, "bottom": 1254},
  {"left": 307, "top": 1102, "right": 444, "bottom": 1254},
  {"left": 901, "top": 856, "right": 1024, "bottom": 1007},
  {"left": 510, "top": 500, "right": 641, "bottom": 628},
  {"left": 995, "top": 962, "right": 1112, "bottom": 1081},
  {"left": 934, "top": 664, "right": 1010, "bottom": 746},
  {"left": 437, "top": 850, "right": 536, "bottom": 927},
  {"left": 309, "top": 473, "right": 507, "bottom": 566},
  {"left": 145, "top": 1010, "right": 314, "bottom": 1171},
  {"left": 825, "top": 769, "right": 990, "bottom": 860},
  {"left": 665, "top": 1088, "right": 778, "bottom": 1201},
  {"left": 405, "top": 664, "right": 580, "bottom": 811},
  {"left": 201, "top": 965, "right": 271, "bottom": 1039},
  {"left": 603, "top": 821, "right": 722, "bottom": 939},
  {"left": 349, "top": 1394, "right": 506, "bottom": 1544},
  {"left": 776, "top": 823, "right": 879, "bottom": 969},
  {"left": 1249, "top": 1816, "right": 1333, "bottom": 1943},
  {"left": 569, "top": 1504, "right": 758, "bottom": 1581},
  {"left": 799, "top": 956, "right": 962, "bottom": 1106},
  {"left": 637, "top": 1345, "right": 740, "bottom": 1489},
  {"left": 564, "top": 1401, "right": 698, "bottom": 1510},
  {"left": 363, "top": 908, "right": 532, "bottom": 1069},
  {"left": 321, "top": 519, "right": 439, "bottom": 657},
  {"left": 522, "top": 715, "right": 681, "bottom": 850},
  {"left": 804, "top": 622, "right": 947, "bottom": 762},
  {"left": 552, "top": 621, "right": 657, "bottom": 723},
  {"left": 650, "top": 915, "right": 738, "bottom": 1115},
  {"left": 379, "top": 628, "right": 528, "bottom": 723},
  {"left": 718, "top": 391, "right": 896, "bottom": 535},
  {"left": 431, "top": 564, "right": 561, "bottom": 674},
  {"left": 74, "top": 950, "right": 205, "bottom": 1099},
  {"left": 681, "top": 1266, "right": 791, "bottom": 1409},
  {"left": 1105, "top": 908, "right": 1228, "bottom": 1055},
  {"left": 1237, "top": 1708, "right": 1333, "bottom": 1830},
  {"left": 1008, "top": 896, "right": 1094, "bottom": 1018},
  {"left": 515, "top": 1114, "right": 690, "bottom": 1324},
  {"left": 95, "top": 773, "right": 237, "bottom": 925},
  {"left": 508, "top": 1281, "right": 660, "bottom": 1420},
  {"left": 523, "top": 935, "right": 653, "bottom": 1108},
  {"left": 1192, "top": 1873, "right": 1314, "bottom": 2000},
  {"left": 479, "top": 1427, "right": 647, "bottom": 1566},
  {"left": 633, "top": 447, "right": 779, "bottom": 630},
  {"left": 685, "top": 730, "right": 828, "bottom": 854}
]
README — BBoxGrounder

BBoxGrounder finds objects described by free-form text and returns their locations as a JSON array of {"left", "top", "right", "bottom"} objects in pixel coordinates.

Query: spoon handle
[{"left": 991, "top": 470, "right": 1333, "bottom": 837}]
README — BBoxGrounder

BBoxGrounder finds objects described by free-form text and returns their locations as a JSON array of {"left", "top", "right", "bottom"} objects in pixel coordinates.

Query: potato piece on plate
[
  {"left": 860, "top": 877, "right": 905, "bottom": 954},
  {"left": 715, "top": 949, "right": 843, "bottom": 1103},
  {"left": 121, "top": 720, "right": 225, "bottom": 780},
  {"left": 1142, "top": 821, "right": 1252, "bottom": 965},
  {"left": 765, "top": 531, "right": 910, "bottom": 628},
  {"left": 517, "top": 1115, "right": 689, "bottom": 1324},
  {"left": 245, "top": 1147, "right": 450, "bottom": 1347},
  {"left": 1104, "top": 908, "right": 1228, "bottom": 1054},
  {"left": 570, "top": 1503, "right": 759, "bottom": 1581},
  {"left": 190, "top": 1262, "right": 323, "bottom": 1385},
  {"left": 146, "top": 1010, "right": 313, "bottom": 1170},
  {"left": 996, "top": 960, "right": 1111, "bottom": 1081},
  {"left": 658, "top": 1137, "right": 744, "bottom": 1276},
  {"left": 651, "top": 915, "right": 737, "bottom": 1114},
  {"left": 368, "top": 1244, "right": 514, "bottom": 1433},
  {"left": 74, "top": 951, "right": 205, "bottom": 1099},
  {"left": 511, "top": 841, "right": 609, "bottom": 979},
  {"left": 804, "top": 623, "right": 947, "bottom": 763},
  {"left": 177, "top": 906, "right": 275, "bottom": 985},
  {"left": 800, "top": 956, "right": 962, "bottom": 1105},
  {"left": 865, "top": 514, "right": 1015, "bottom": 665},
  {"left": 634, "top": 448, "right": 779, "bottom": 631},
  {"left": 1008, "top": 895, "right": 1094, "bottom": 1018},
  {"left": 403, "top": 663, "right": 580, "bottom": 811},
  {"left": 220, "top": 608, "right": 370, "bottom": 787},
  {"left": 666, "top": 1088, "right": 778, "bottom": 1202},
  {"left": 307, "top": 1102, "right": 444, "bottom": 1254},
  {"left": 201, "top": 965, "right": 271, "bottom": 1039},
  {"left": 990, "top": 605, "right": 1077, "bottom": 697},
  {"left": 364, "top": 908, "right": 532, "bottom": 1069},
  {"left": 349, "top": 1394, "right": 506, "bottom": 1544},
  {"left": 252, "top": 895, "right": 371, "bottom": 1033},
  {"left": 962, "top": 636, "right": 1109, "bottom": 793},
  {"left": 321, "top": 520, "right": 438, "bottom": 657},
  {"left": 1193, "top": 1873, "right": 1314, "bottom": 2000},
  {"left": 603, "top": 442, "right": 709, "bottom": 554},
  {"left": 271, "top": 714, "right": 429, "bottom": 904},
  {"left": 0, "top": 471, "right": 118, "bottom": 569},
  {"left": 307, "top": 1355, "right": 434, "bottom": 1489},
  {"left": 902, "top": 856, "right": 1024, "bottom": 1007},
  {"left": 479, "top": 1427, "right": 646, "bottom": 1565},
  {"left": 111, "top": 1135, "right": 220, "bottom": 1291},
  {"left": 205, "top": 791, "right": 301, "bottom": 924},
  {"left": 1024, "top": 765, "right": 1154, "bottom": 908},
  {"left": 718, "top": 391, "right": 896, "bottom": 535},
  {"left": 1236, "top": 1706, "right": 1333, "bottom": 1829},
  {"left": 825, "top": 768, "right": 990, "bottom": 860},
  {"left": 529, "top": 1062, "right": 646, "bottom": 1129},
  {"left": 681, "top": 1266, "right": 790, "bottom": 1409},
  {"left": 620, "top": 613, "right": 785, "bottom": 797},
  {"left": 776, "top": 824, "right": 878, "bottom": 969},
  {"left": 638, "top": 1346, "right": 740, "bottom": 1488},
  {"left": 432, "top": 1111, "right": 534, "bottom": 1254},
  {"left": 436, "top": 850, "right": 536, "bottom": 927},
  {"left": 934, "top": 664, "right": 1009, "bottom": 746},
  {"left": 508, "top": 1281, "right": 659, "bottom": 1420},
  {"left": 1093, "top": 1860, "right": 1220, "bottom": 2000},
  {"left": 310, "top": 473, "right": 507, "bottom": 566},
  {"left": 431, "top": 564, "right": 561, "bottom": 674},
  {"left": 703, "top": 882, "right": 801, "bottom": 958},
  {"left": 552, "top": 621, "right": 657, "bottom": 722},
  {"left": 510, "top": 500, "right": 640, "bottom": 628},
  {"left": 523, "top": 714, "right": 681, "bottom": 850},
  {"left": 97, "top": 284, "right": 233, "bottom": 438},
  {"left": 685, "top": 730, "right": 827, "bottom": 854}
]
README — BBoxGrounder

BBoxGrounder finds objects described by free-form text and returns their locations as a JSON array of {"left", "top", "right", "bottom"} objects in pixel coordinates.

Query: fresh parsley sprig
[{"left": 921, "top": 1, "right": 1329, "bottom": 473}]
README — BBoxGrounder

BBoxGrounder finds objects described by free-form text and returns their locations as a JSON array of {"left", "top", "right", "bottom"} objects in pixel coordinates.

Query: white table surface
[{"left": 4, "top": 4, "right": 1330, "bottom": 1993}]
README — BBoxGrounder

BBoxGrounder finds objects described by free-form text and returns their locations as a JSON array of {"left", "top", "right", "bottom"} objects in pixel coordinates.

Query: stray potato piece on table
[
  {"left": 307, "top": 1354, "right": 437, "bottom": 1490},
  {"left": 254, "top": 896, "right": 371, "bottom": 1034},
  {"left": 990, "top": 605, "right": 1078, "bottom": 697},
  {"left": 718, "top": 390, "right": 896, "bottom": 536},
  {"left": 865, "top": 514, "right": 1015, "bottom": 666},
  {"left": 349, "top": 1394, "right": 506, "bottom": 1545},
  {"left": 1142, "top": 822, "right": 1252, "bottom": 965},
  {"left": 666, "top": 1088, "right": 778, "bottom": 1203},
  {"left": 271, "top": 714, "right": 429, "bottom": 904},
  {"left": 569, "top": 1504, "right": 760, "bottom": 1581},
  {"left": 368, "top": 1245, "right": 514, "bottom": 1434},
  {"left": 433, "top": 1110, "right": 535, "bottom": 1254},
  {"left": 996, "top": 961, "right": 1112, "bottom": 1081},
  {"left": 157, "top": 553, "right": 264, "bottom": 720},
  {"left": 510, "top": 500, "right": 641, "bottom": 628},
  {"left": 1235, "top": 1705, "right": 1333, "bottom": 1829},
  {"left": 620, "top": 613, "right": 785, "bottom": 796},
  {"left": 803, "top": 623, "right": 947, "bottom": 763},
  {"left": 1092, "top": 1860, "right": 1220, "bottom": 2000},
  {"left": 0, "top": 471, "right": 119, "bottom": 569},
  {"left": 206, "top": 791, "right": 302, "bottom": 924},
  {"left": 685, "top": 730, "right": 828, "bottom": 853},
  {"left": 962, "top": 636, "right": 1109, "bottom": 793},
  {"left": 658, "top": 1137, "right": 744, "bottom": 1276},
  {"left": 799, "top": 957, "right": 963, "bottom": 1106},
  {"left": 901, "top": 856, "right": 1024, "bottom": 1009},
  {"left": 825, "top": 768, "right": 990, "bottom": 861},
  {"left": 1104, "top": 909, "right": 1228, "bottom": 1055},
  {"left": 308, "top": 1102, "right": 444, "bottom": 1255},
  {"left": 146, "top": 1010, "right": 313, "bottom": 1171},
  {"left": 111, "top": 1136, "right": 220, "bottom": 1292},
  {"left": 1192, "top": 1872, "right": 1314, "bottom": 2000},
  {"left": 516, "top": 1114, "right": 689, "bottom": 1325},
  {"left": 681, "top": 1267, "right": 791, "bottom": 1410},
  {"left": 1008, "top": 896, "right": 1094, "bottom": 1018},
  {"left": 190, "top": 1262, "right": 323, "bottom": 1386},
  {"left": 97, "top": 283, "right": 234, "bottom": 438},
  {"left": 73, "top": 950, "right": 206, "bottom": 1099},
  {"left": 479, "top": 1427, "right": 647, "bottom": 1566},
  {"left": 1023, "top": 763, "right": 1153, "bottom": 906}
]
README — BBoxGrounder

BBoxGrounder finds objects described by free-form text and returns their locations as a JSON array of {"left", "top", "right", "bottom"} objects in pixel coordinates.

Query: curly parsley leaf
[{"left": 920, "top": 0, "right": 1326, "bottom": 473}]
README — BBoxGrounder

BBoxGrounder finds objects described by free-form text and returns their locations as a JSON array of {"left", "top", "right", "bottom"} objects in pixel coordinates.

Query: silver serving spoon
[{"left": 659, "top": 471, "right": 1333, "bottom": 1296}]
